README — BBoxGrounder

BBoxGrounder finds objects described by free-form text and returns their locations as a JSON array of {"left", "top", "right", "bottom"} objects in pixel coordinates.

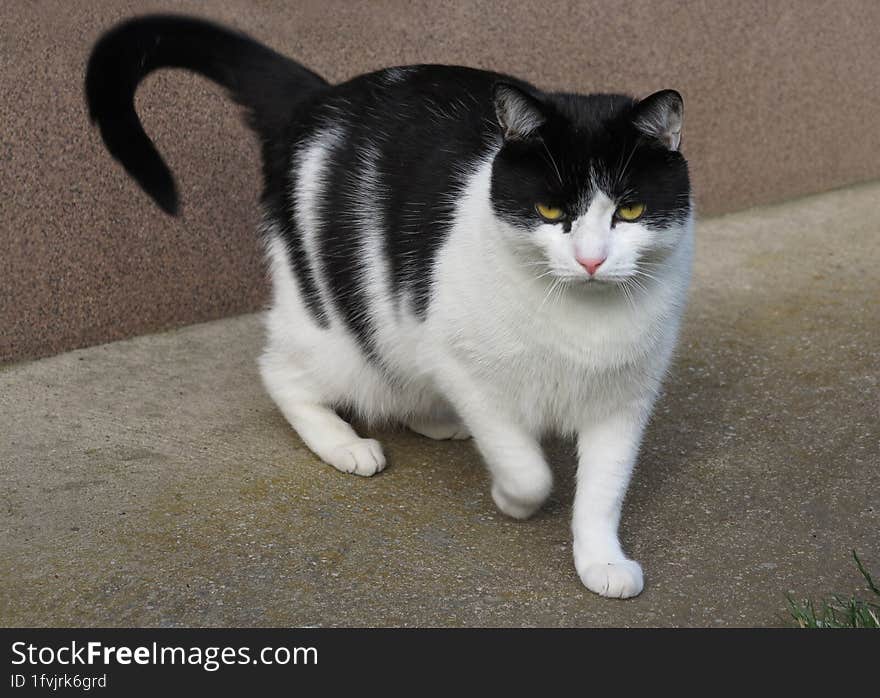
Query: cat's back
[
  {"left": 293, "top": 64, "right": 509, "bottom": 151},
  {"left": 271, "top": 64, "right": 515, "bottom": 353}
]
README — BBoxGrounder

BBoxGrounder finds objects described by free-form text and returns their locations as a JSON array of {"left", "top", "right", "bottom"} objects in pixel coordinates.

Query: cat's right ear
[{"left": 493, "top": 83, "right": 547, "bottom": 141}]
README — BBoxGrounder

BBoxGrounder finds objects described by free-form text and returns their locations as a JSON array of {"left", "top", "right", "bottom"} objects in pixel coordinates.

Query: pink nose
[{"left": 577, "top": 256, "right": 606, "bottom": 276}]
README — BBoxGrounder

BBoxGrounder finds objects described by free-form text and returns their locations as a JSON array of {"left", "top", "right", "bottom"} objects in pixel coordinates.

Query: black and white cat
[{"left": 87, "top": 15, "right": 693, "bottom": 598}]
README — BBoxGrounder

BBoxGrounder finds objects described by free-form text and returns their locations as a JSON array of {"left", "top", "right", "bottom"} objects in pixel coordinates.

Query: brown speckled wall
[{"left": 3, "top": 1, "right": 879, "bottom": 362}]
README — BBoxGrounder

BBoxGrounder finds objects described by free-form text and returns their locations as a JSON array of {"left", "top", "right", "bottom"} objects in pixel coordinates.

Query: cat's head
[{"left": 489, "top": 83, "right": 691, "bottom": 286}]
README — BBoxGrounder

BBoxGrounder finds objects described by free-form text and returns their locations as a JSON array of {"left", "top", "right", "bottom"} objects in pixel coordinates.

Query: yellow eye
[
  {"left": 536, "top": 203, "right": 565, "bottom": 221},
  {"left": 616, "top": 203, "right": 646, "bottom": 221}
]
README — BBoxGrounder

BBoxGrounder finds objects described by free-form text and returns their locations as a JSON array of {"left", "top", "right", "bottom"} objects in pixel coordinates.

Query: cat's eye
[
  {"left": 615, "top": 203, "right": 646, "bottom": 222},
  {"left": 536, "top": 203, "right": 565, "bottom": 222}
]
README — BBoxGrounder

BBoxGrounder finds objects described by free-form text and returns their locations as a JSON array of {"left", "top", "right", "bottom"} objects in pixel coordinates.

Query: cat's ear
[
  {"left": 632, "top": 89, "right": 683, "bottom": 151},
  {"left": 493, "top": 83, "right": 547, "bottom": 141}
]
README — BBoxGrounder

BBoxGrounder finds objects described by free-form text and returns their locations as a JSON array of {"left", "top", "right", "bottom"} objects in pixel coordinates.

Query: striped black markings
[
  {"left": 278, "top": 149, "right": 330, "bottom": 328},
  {"left": 316, "top": 130, "right": 383, "bottom": 359},
  {"left": 375, "top": 70, "right": 495, "bottom": 319},
  {"left": 381, "top": 156, "right": 464, "bottom": 320},
  {"left": 275, "top": 68, "right": 500, "bottom": 348},
  {"left": 379, "top": 102, "right": 452, "bottom": 321}
]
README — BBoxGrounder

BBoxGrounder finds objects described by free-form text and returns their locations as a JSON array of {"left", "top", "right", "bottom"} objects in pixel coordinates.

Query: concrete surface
[
  {"left": 4, "top": 1, "right": 880, "bottom": 363},
  {"left": 2, "top": 182, "right": 879, "bottom": 627}
]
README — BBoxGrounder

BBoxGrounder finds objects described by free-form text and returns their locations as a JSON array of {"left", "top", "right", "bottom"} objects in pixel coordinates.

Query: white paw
[
  {"left": 576, "top": 559, "right": 644, "bottom": 598},
  {"left": 490, "top": 467, "right": 552, "bottom": 520},
  {"left": 407, "top": 417, "right": 471, "bottom": 441},
  {"left": 324, "top": 438, "right": 386, "bottom": 477},
  {"left": 491, "top": 483, "right": 544, "bottom": 519}
]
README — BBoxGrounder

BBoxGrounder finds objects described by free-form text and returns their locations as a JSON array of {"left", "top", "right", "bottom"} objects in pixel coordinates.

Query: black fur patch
[
  {"left": 303, "top": 67, "right": 504, "bottom": 353},
  {"left": 491, "top": 92, "right": 691, "bottom": 232}
]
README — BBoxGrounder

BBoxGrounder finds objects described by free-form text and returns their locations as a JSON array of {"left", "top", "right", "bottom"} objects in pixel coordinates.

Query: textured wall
[{"left": 3, "top": 0, "right": 879, "bottom": 362}]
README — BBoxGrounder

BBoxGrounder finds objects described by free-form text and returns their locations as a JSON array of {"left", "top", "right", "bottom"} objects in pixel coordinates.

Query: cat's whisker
[
  {"left": 538, "top": 135, "right": 563, "bottom": 186},
  {"left": 628, "top": 276, "right": 649, "bottom": 296},
  {"left": 616, "top": 138, "right": 640, "bottom": 187},
  {"left": 532, "top": 269, "right": 558, "bottom": 283},
  {"left": 537, "top": 277, "right": 563, "bottom": 313},
  {"left": 634, "top": 268, "right": 661, "bottom": 283},
  {"left": 618, "top": 278, "right": 636, "bottom": 312}
]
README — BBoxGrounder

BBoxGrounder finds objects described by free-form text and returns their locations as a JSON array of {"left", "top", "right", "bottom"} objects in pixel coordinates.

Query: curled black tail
[{"left": 85, "top": 14, "right": 328, "bottom": 214}]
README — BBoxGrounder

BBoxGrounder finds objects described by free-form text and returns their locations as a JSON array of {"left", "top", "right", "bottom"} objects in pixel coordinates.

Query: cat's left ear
[
  {"left": 493, "top": 83, "right": 547, "bottom": 141},
  {"left": 632, "top": 89, "right": 684, "bottom": 151}
]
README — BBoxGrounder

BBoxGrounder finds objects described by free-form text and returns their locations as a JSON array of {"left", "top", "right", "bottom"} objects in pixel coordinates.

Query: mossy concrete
[{"left": 2, "top": 183, "right": 878, "bottom": 626}]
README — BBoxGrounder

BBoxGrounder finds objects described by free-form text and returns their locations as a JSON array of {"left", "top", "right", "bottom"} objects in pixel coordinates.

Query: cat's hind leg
[{"left": 259, "top": 353, "right": 386, "bottom": 477}]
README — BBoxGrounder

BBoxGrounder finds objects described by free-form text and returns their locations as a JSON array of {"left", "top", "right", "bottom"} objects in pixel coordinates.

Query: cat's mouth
[
  {"left": 551, "top": 272, "right": 626, "bottom": 286},
  {"left": 545, "top": 273, "right": 626, "bottom": 294}
]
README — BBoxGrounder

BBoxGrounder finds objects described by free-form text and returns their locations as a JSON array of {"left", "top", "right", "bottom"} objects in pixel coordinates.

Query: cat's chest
[
  {"left": 428, "top": 299, "right": 665, "bottom": 431},
  {"left": 443, "top": 283, "right": 666, "bottom": 375}
]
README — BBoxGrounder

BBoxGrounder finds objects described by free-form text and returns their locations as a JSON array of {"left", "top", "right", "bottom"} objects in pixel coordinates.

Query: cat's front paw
[
  {"left": 490, "top": 466, "right": 552, "bottom": 520},
  {"left": 491, "top": 483, "right": 541, "bottom": 519},
  {"left": 325, "top": 438, "right": 386, "bottom": 477},
  {"left": 576, "top": 558, "right": 644, "bottom": 599},
  {"left": 406, "top": 416, "right": 471, "bottom": 441}
]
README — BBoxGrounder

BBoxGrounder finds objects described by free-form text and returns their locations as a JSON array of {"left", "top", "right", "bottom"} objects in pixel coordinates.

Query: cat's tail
[{"left": 85, "top": 14, "right": 328, "bottom": 215}]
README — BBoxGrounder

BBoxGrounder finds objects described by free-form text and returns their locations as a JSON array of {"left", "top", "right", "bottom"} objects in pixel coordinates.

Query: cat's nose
[{"left": 577, "top": 256, "right": 606, "bottom": 276}]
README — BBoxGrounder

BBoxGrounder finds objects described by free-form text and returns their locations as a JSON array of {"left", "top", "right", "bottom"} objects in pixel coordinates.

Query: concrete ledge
[{"left": 2, "top": 182, "right": 879, "bottom": 626}]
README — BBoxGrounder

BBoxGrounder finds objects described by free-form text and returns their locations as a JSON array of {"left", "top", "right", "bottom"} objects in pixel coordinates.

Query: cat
[{"left": 86, "top": 15, "right": 693, "bottom": 598}]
